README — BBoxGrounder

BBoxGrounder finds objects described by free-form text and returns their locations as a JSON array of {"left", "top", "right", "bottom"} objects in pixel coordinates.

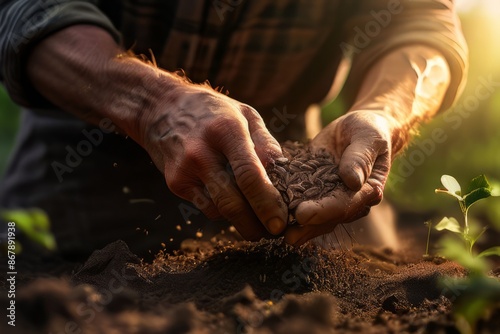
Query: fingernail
[{"left": 266, "top": 217, "right": 285, "bottom": 235}]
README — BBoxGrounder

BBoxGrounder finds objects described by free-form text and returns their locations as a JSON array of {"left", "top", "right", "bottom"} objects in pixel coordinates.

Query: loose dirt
[
  {"left": 2, "top": 142, "right": 500, "bottom": 333},
  {"left": 4, "top": 236, "right": 500, "bottom": 334}
]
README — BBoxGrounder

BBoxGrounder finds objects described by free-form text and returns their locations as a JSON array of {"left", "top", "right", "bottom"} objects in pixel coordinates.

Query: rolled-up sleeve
[
  {"left": 0, "top": 0, "right": 121, "bottom": 107},
  {"left": 339, "top": 0, "right": 468, "bottom": 111}
]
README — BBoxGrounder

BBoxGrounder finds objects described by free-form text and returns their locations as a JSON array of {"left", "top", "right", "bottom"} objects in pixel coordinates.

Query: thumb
[{"left": 339, "top": 137, "right": 385, "bottom": 191}]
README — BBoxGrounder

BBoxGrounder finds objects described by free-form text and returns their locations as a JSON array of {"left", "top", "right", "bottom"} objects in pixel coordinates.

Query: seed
[
  {"left": 317, "top": 158, "right": 333, "bottom": 165},
  {"left": 277, "top": 183, "right": 287, "bottom": 192},
  {"left": 275, "top": 157, "right": 289, "bottom": 164},
  {"left": 299, "top": 163, "right": 314, "bottom": 171},
  {"left": 289, "top": 199, "right": 303, "bottom": 210},
  {"left": 303, "top": 187, "right": 321, "bottom": 198},
  {"left": 323, "top": 174, "right": 340, "bottom": 183},
  {"left": 301, "top": 181, "right": 313, "bottom": 188},
  {"left": 289, "top": 173, "right": 301, "bottom": 183},
  {"left": 314, "top": 165, "right": 332, "bottom": 177},
  {"left": 308, "top": 173, "right": 316, "bottom": 183},
  {"left": 274, "top": 165, "right": 287, "bottom": 175},
  {"left": 307, "top": 160, "right": 320, "bottom": 168},
  {"left": 266, "top": 140, "right": 344, "bottom": 212},
  {"left": 314, "top": 179, "right": 324, "bottom": 188},
  {"left": 289, "top": 184, "right": 306, "bottom": 193},
  {"left": 282, "top": 192, "right": 289, "bottom": 203}
]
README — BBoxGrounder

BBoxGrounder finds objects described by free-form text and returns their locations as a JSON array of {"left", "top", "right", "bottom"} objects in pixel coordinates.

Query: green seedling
[
  {"left": 434, "top": 174, "right": 500, "bottom": 256},
  {"left": 1, "top": 208, "right": 57, "bottom": 253},
  {"left": 424, "top": 220, "right": 432, "bottom": 258},
  {"left": 432, "top": 174, "right": 500, "bottom": 334}
]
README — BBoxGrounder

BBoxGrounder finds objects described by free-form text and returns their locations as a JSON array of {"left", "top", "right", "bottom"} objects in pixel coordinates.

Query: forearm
[
  {"left": 350, "top": 45, "right": 451, "bottom": 155},
  {"left": 26, "top": 25, "right": 185, "bottom": 144}
]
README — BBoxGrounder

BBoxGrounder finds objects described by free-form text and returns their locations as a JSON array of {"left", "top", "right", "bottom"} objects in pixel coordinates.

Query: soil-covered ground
[
  {"left": 2, "top": 234, "right": 500, "bottom": 334},
  {"left": 2, "top": 141, "right": 500, "bottom": 333}
]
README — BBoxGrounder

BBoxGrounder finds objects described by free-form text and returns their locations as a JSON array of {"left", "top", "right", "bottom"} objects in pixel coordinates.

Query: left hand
[{"left": 284, "top": 110, "right": 398, "bottom": 245}]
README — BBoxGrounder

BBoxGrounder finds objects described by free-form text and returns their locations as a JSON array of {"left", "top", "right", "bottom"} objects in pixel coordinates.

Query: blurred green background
[{"left": 1, "top": 1, "right": 499, "bottom": 228}]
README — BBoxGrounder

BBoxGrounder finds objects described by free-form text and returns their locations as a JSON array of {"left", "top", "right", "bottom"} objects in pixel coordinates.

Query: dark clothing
[{"left": 0, "top": 0, "right": 468, "bottom": 257}]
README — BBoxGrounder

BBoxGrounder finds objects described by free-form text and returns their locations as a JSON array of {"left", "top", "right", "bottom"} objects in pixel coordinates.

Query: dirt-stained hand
[
  {"left": 141, "top": 85, "right": 288, "bottom": 240},
  {"left": 284, "top": 110, "right": 394, "bottom": 245}
]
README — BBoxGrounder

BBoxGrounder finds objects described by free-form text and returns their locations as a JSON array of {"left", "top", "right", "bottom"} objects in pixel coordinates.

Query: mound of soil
[{"left": 5, "top": 236, "right": 500, "bottom": 334}]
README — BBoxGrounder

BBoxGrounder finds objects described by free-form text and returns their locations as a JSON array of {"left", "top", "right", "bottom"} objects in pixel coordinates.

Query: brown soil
[{"left": 3, "top": 236, "right": 500, "bottom": 334}]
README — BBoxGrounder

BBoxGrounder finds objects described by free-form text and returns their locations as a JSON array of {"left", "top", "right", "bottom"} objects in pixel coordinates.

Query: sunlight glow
[{"left": 456, "top": 0, "right": 500, "bottom": 17}]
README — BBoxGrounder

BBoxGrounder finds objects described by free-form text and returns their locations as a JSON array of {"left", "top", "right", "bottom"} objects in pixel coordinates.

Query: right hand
[{"left": 139, "top": 84, "right": 288, "bottom": 240}]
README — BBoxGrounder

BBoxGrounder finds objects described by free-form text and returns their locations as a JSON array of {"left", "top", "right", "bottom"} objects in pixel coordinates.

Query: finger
[
  {"left": 229, "top": 152, "right": 288, "bottom": 235},
  {"left": 209, "top": 122, "right": 288, "bottom": 235},
  {"left": 294, "top": 183, "right": 383, "bottom": 226},
  {"left": 190, "top": 186, "right": 223, "bottom": 221},
  {"left": 339, "top": 133, "right": 390, "bottom": 191},
  {"left": 240, "top": 105, "right": 283, "bottom": 166},
  {"left": 338, "top": 139, "right": 374, "bottom": 191},
  {"left": 284, "top": 205, "right": 372, "bottom": 246},
  {"left": 201, "top": 168, "right": 271, "bottom": 240}
]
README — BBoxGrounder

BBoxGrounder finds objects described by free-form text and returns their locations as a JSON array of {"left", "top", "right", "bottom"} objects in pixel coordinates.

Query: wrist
[{"left": 104, "top": 54, "right": 225, "bottom": 146}]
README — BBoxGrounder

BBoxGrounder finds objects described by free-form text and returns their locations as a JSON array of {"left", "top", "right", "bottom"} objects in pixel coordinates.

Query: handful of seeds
[{"left": 267, "top": 141, "right": 345, "bottom": 224}]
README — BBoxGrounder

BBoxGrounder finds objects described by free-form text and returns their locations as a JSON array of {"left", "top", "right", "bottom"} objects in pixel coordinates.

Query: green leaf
[
  {"left": 435, "top": 217, "right": 462, "bottom": 234},
  {"left": 468, "top": 226, "right": 487, "bottom": 250},
  {"left": 463, "top": 187, "right": 492, "bottom": 209},
  {"left": 455, "top": 298, "right": 491, "bottom": 332},
  {"left": 464, "top": 174, "right": 491, "bottom": 195},
  {"left": 439, "top": 237, "right": 488, "bottom": 273},
  {"left": 0, "top": 209, "right": 57, "bottom": 251},
  {"left": 478, "top": 246, "right": 500, "bottom": 258},
  {"left": 449, "top": 276, "right": 500, "bottom": 332},
  {"left": 441, "top": 175, "right": 462, "bottom": 196}
]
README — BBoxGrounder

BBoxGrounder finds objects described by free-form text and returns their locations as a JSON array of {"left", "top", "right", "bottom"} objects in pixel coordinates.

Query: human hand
[
  {"left": 284, "top": 110, "right": 397, "bottom": 245},
  {"left": 139, "top": 84, "right": 288, "bottom": 240}
]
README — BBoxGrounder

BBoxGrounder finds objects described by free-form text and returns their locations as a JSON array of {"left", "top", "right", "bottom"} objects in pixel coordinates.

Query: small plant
[
  {"left": 434, "top": 174, "right": 500, "bottom": 256},
  {"left": 431, "top": 174, "right": 500, "bottom": 334},
  {"left": 0, "top": 208, "right": 56, "bottom": 253}
]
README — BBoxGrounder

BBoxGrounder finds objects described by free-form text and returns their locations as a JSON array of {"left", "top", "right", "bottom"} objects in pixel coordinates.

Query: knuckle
[
  {"left": 166, "top": 175, "right": 190, "bottom": 197},
  {"left": 370, "top": 186, "right": 384, "bottom": 206},
  {"left": 353, "top": 150, "right": 374, "bottom": 169},
  {"left": 206, "top": 116, "right": 244, "bottom": 138},
  {"left": 213, "top": 194, "right": 241, "bottom": 219},
  {"left": 182, "top": 145, "right": 204, "bottom": 167},
  {"left": 240, "top": 104, "right": 262, "bottom": 120},
  {"left": 372, "top": 137, "right": 390, "bottom": 153},
  {"left": 233, "top": 161, "right": 260, "bottom": 189}
]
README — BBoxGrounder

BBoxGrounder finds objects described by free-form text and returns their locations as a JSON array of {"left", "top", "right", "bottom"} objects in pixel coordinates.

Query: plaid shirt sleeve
[
  {"left": 338, "top": 0, "right": 468, "bottom": 112},
  {"left": 0, "top": 0, "right": 121, "bottom": 107}
]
